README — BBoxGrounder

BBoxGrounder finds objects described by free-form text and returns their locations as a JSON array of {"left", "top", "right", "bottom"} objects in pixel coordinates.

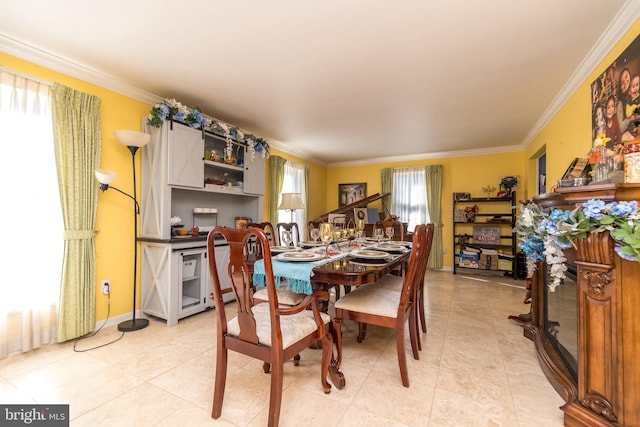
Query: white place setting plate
[
  {"left": 349, "top": 250, "right": 389, "bottom": 260},
  {"left": 276, "top": 252, "right": 324, "bottom": 262},
  {"left": 298, "top": 241, "right": 325, "bottom": 247},
  {"left": 374, "top": 244, "right": 408, "bottom": 253},
  {"left": 270, "top": 246, "right": 297, "bottom": 253}
]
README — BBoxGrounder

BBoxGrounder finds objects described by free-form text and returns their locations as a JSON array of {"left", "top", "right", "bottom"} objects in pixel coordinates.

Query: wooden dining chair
[
  {"left": 333, "top": 224, "right": 432, "bottom": 387},
  {"left": 207, "top": 226, "right": 333, "bottom": 426},
  {"left": 246, "top": 221, "right": 278, "bottom": 246},
  {"left": 250, "top": 222, "right": 306, "bottom": 308},
  {"left": 276, "top": 222, "right": 301, "bottom": 246},
  {"left": 374, "top": 218, "right": 406, "bottom": 241}
]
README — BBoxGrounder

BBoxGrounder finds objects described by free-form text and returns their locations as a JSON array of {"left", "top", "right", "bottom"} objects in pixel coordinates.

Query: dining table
[{"left": 251, "top": 239, "right": 411, "bottom": 389}]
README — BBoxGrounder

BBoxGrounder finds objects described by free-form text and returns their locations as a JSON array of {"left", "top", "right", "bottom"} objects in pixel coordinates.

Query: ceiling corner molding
[
  {"left": 327, "top": 144, "right": 522, "bottom": 168},
  {"left": 0, "top": 33, "right": 161, "bottom": 105},
  {"left": 267, "top": 139, "right": 327, "bottom": 166},
  {"left": 522, "top": 0, "right": 640, "bottom": 148}
]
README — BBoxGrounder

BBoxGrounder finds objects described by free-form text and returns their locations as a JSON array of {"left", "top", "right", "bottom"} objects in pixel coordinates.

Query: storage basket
[{"left": 183, "top": 259, "right": 197, "bottom": 278}]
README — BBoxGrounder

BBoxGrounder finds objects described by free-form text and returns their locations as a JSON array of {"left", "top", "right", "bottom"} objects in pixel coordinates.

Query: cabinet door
[
  {"left": 167, "top": 124, "right": 204, "bottom": 188},
  {"left": 243, "top": 147, "right": 265, "bottom": 195}
]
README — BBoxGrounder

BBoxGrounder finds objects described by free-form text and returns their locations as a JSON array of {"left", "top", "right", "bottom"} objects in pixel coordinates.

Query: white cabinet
[
  {"left": 167, "top": 124, "right": 204, "bottom": 188},
  {"left": 140, "top": 241, "right": 221, "bottom": 326},
  {"left": 139, "top": 120, "right": 261, "bottom": 325},
  {"left": 243, "top": 146, "right": 265, "bottom": 195}
]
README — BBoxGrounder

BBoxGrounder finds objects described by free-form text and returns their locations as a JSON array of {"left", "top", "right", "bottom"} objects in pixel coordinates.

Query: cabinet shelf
[
  {"left": 181, "top": 295, "right": 199, "bottom": 308},
  {"left": 204, "top": 159, "right": 243, "bottom": 172},
  {"left": 453, "top": 191, "right": 519, "bottom": 278}
]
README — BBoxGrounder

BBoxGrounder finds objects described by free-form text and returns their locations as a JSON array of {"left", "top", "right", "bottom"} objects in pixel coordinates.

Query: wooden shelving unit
[{"left": 452, "top": 191, "right": 518, "bottom": 278}]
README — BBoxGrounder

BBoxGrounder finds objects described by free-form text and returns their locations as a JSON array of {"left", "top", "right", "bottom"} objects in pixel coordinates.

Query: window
[
  {"left": 277, "top": 161, "right": 306, "bottom": 231},
  {"left": 391, "top": 166, "right": 429, "bottom": 232},
  {"left": 0, "top": 71, "right": 61, "bottom": 357}
]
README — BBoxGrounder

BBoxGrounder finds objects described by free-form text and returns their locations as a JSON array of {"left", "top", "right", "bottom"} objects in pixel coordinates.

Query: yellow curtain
[
  {"left": 268, "top": 155, "right": 286, "bottom": 224},
  {"left": 51, "top": 83, "right": 101, "bottom": 342},
  {"left": 380, "top": 168, "right": 393, "bottom": 217},
  {"left": 425, "top": 165, "right": 443, "bottom": 269}
]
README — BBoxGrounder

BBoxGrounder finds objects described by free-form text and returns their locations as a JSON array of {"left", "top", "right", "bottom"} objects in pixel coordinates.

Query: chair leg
[
  {"left": 212, "top": 347, "right": 228, "bottom": 419},
  {"left": 320, "top": 333, "right": 332, "bottom": 394},
  {"left": 396, "top": 322, "right": 409, "bottom": 387},
  {"left": 357, "top": 322, "right": 367, "bottom": 343},
  {"left": 419, "top": 285, "right": 427, "bottom": 333},
  {"left": 409, "top": 310, "right": 420, "bottom": 361},
  {"left": 268, "top": 361, "right": 284, "bottom": 427},
  {"left": 293, "top": 354, "right": 300, "bottom": 366},
  {"left": 263, "top": 362, "right": 271, "bottom": 373},
  {"left": 333, "top": 318, "right": 343, "bottom": 368}
]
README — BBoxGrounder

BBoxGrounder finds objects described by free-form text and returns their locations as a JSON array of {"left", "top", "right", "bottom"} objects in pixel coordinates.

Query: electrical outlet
[
  {"left": 442, "top": 247, "right": 447, "bottom": 254},
  {"left": 101, "top": 280, "right": 111, "bottom": 295}
]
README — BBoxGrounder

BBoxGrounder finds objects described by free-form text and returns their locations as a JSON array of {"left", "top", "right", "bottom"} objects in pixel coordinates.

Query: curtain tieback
[{"left": 63, "top": 229, "right": 98, "bottom": 240}]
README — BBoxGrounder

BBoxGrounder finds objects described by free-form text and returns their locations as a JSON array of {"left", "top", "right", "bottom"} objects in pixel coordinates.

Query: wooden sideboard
[{"left": 525, "top": 184, "right": 640, "bottom": 427}]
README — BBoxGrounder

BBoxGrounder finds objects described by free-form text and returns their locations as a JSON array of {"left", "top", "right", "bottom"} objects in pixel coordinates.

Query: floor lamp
[{"left": 95, "top": 129, "right": 150, "bottom": 332}]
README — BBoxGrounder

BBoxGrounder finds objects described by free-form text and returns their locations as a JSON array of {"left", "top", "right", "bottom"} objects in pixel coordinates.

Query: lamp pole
[{"left": 117, "top": 145, "right": 149, "bottom": 332}]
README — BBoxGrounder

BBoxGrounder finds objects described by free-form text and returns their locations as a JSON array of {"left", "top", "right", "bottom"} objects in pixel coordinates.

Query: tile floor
[{"left": 0, "top": 270, "right": 565, "bottom": 426}]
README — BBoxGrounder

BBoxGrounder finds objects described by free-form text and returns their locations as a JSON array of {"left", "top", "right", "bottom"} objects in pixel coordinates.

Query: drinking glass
[
  {"left": 356, "top": 230, "right": 365, "bottom": 248},
  {"left": 320, "top": 223, "right": 333, "bottom": 259},
  {"left": 310, "top": 227, "right": 321, "bottom": 242},
  {"left": 356, "top": 219, "right": 365, "bottom": 231},
  {"left": 385, "top": 226, "right": 394, "bottom": 241},
  {"left": 374, "top": 227, "right": 384, "bottom": 245}
]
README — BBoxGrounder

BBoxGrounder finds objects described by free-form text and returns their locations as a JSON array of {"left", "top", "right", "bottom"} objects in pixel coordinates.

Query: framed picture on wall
[
  {"left": 591, "top": 33, "right": 640, "bottom": 147},
  {"left": 338, "top": 183, "right": 367, "bottom": 207},
  {"left": 354, "top": 208, "right": 368, "bottom": 223}
]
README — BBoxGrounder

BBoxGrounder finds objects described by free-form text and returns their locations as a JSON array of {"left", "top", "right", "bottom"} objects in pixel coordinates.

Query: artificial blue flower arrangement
[
  {"left": 514, "top": 199, "right": 640, "bottom": 290},
  {"left": 147, "top": 98, "right": 211, "bottom": 129},
  {"left": 146, "top": 98, "right": 269, "bottom": 161}
]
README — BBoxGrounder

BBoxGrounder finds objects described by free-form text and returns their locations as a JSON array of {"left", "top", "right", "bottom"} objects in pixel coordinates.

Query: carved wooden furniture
[
  {"left": 333, "top": 224, "right": 432, "bottom": 387},
  {"left": 246, "top": 221, "right": 278, "bottom": 245},
  {"left": 276, "top": 222, "right": 301, "bottom": 247},
  {"left": 207, "top": 226, "right": 333, "bottom": 426},
  {"left": 525, "top": 184, "right": 640, "bottom": 427},
  {"left": 374, "top": 218, "right": 406, "bottom": 242}
]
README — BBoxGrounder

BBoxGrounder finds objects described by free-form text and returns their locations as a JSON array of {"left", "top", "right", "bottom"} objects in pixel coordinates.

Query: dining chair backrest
[
  {"left": 375, "top": 218, "right": 405, "bottom": 241},
  {"left": 246, "top": 222, "right": 278, "bottom": 259},
  {"left": 276, "top": 222, "right": 301, "bottom": 246},
  {"left": 207, "top": 226, "right": 332, "bottom": 425},
  {"left": 396, "top": 224, "right": 431, "bottom": 311}
]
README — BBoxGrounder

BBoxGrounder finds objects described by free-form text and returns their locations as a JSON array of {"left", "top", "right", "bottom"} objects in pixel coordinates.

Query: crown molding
[
  {"left": 522, "top": 0, "right": 640, "bottom": 148},
  {"left": 3, "top": 3, "right": 639, "bottom": 167}
]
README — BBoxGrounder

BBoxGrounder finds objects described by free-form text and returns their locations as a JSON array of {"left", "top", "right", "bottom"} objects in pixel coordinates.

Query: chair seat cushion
[
  {"left": 227, "top": 304, "right": 330, "bottom": 349},
  {"left": 254, "top": 287, "right": 305, "bottom": 306},
  {"left": 374, "top": 273, "right": 404, "bottom": 291},
  {"left": 334, "top": 285, "right": 401, "bottom": 318}
]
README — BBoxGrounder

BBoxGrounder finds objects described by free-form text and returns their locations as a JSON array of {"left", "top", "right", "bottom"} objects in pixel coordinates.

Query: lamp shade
[
  {"left": 278, "top": 193, "right": 305, "bottom": 210},
  {"left": 95, "top": 169, "right": 117, "bottom": 185},
  {"left": 114, "top": 129, "right": 150, "bottom": 148}
]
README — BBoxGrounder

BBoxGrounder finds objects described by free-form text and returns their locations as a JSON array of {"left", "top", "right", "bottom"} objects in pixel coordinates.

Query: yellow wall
[
  {"left": 326, "top": 151, "right": 525, "bottom": 267},
  {"left": 525, "top": 19, "right": 640, "bottom": 194},
  {"left": 1, "top": 52, "right": 149, "bottom": 322},
  {"left": 2, "top": 17, "right": 637, "bottom": 322}
]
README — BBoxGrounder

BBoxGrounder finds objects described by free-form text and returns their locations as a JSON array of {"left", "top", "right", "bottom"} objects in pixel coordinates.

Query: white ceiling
[{"left": 1, "top": 1, "right": 638, "bottom": 165}]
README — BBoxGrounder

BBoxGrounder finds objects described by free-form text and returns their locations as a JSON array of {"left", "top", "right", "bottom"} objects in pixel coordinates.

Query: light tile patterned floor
[{"left": 0, "top": 271, "right": 565, "bottom": 426}]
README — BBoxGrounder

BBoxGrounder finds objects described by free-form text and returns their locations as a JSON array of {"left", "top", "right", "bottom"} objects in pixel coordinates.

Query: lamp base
[{"left": 117, "top": 318, "right": 149, "bottom": 332}]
